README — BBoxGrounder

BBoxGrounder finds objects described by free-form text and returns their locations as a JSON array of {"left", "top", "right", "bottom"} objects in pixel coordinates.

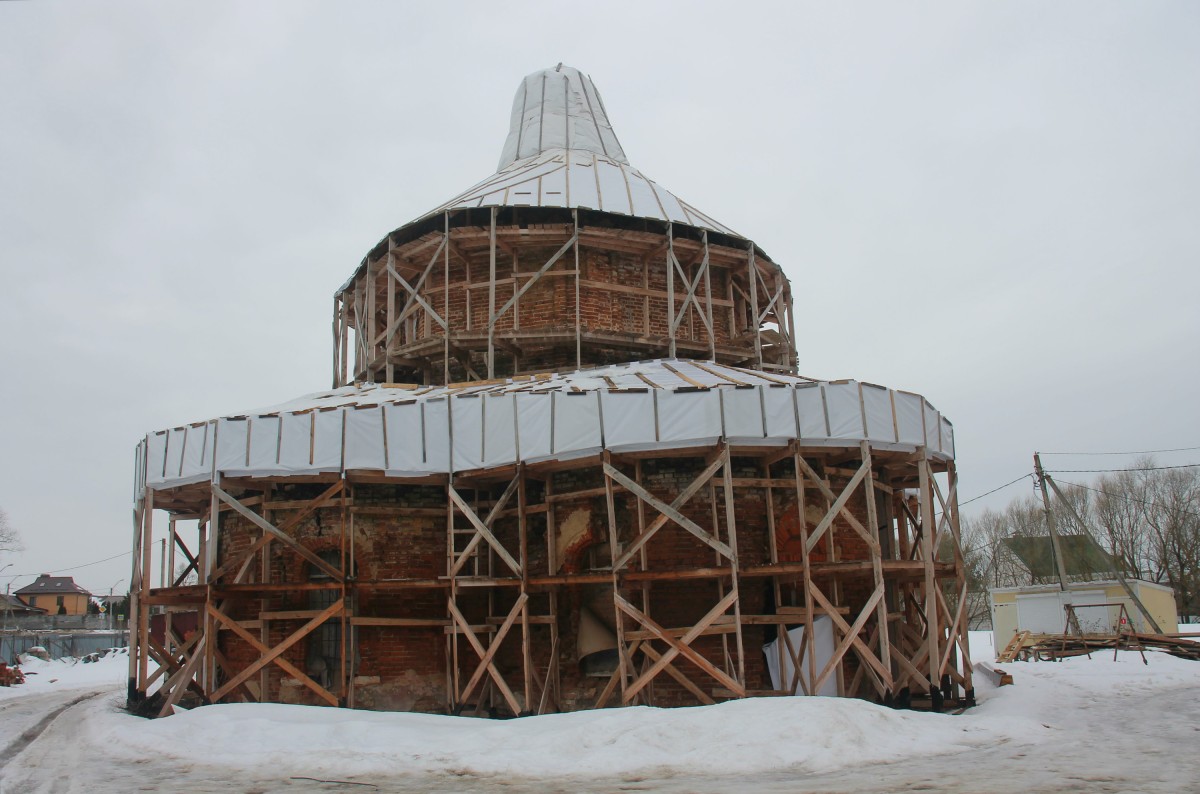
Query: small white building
[{"left": 990, "top": 579, "right": 1178, "bottom": 647}]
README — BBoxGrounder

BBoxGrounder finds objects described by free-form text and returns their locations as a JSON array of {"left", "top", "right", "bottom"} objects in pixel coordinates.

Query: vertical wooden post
[
  {"left": 335, "top": 482, "right": 346, "bottom": 705},
  {"left": 603, "top": 452, "right": 631, "bottom": 703},
  {"left": 791, "top": 445, "right": 814, "bottom": 695},
  {"left": 487, "top": 206, "right": 497, "bottom": 378},
  {"left": 545, "top": 474, "right": 561, "bottom": 709},
  {"left": 702, "top": 230, "right": 715, "bottom": 361},
  {"left": 446, "top": 481, "right": 459, "bottom": 710},
  {"left": 260, "top": 485, "right": 272, "bottom": 703},
  {"left": 518, "top": 467, "right": 532, "bottom": 713},
  {"left": 138, "top": 487, "right": 154, "bottom": 695},
  {"left": 947, "top": 461, "right": 973, "bottom": 701},
  {"left": 721, "top": 446, "right": 746, "bottom": 687},
  {"left": 386, "top": 244, "right": 396, "bottom": 383},
  {"left": 339, "top": 296, "right": 349, "bottom": 387},
  {"left": 573, "top": 209, "right": 581, "bottom": 370},
  {"left": 762, "top": 453, "right": 787, "bottom": 692},
  {"left": 204, "top": 478, "right": 220, "bottom": 694},
  {"left": 443, "top": 211, "right": 451, "bottom": 384},
  {"left": 127, "top": 492, "right": 145, "bottom": 701},
  {"left": 666, "top": 224, "right": 676, "bottom": 359},
  {"left": 918, "top": 450, "right": 940, "bottom": 707},
  {"left": 332, "top": 295, "right": 341, "bottom": 388},
  {"left": 860, "top": 441, "right": 892, "bottom": 697}
]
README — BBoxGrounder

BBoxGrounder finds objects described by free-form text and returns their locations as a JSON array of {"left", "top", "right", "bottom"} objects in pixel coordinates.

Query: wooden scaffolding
[
  {"left": 332, "top": 208, "right": 797, "bottom": 387},
  {"left": 130, "top": 441, "right": 972, "bottom": 716}
]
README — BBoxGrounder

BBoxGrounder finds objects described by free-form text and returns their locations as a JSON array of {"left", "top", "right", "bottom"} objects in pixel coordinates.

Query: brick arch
[{"left": 775, "top": 502, "right": 830, "bottom": 564}]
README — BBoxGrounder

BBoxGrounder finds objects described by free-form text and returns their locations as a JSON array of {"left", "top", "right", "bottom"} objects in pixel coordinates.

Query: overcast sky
[{"left": 1, "top": 1, "right": 1198, "bottom": 597}]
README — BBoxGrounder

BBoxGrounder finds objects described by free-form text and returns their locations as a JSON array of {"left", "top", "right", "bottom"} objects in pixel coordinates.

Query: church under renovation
[{"left": 128, "top": 66, "right": 972, "bottom": 718}]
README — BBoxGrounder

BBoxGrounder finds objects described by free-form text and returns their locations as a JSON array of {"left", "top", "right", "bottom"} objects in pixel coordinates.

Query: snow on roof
[{"left": 137, "top": 359, "right": 955, "bottom": 493}]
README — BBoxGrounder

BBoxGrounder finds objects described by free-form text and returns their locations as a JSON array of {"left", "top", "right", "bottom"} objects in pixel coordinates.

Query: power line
[
  {"left": 1040, "top": 445, "right": 1200, "bottom": 456},
  {"left": 1045, "top": 463, "right": 1200, "bottom": 474},
  {"left": 959, "top": 473, "right": 1034, "bottom": 506},
  {"left": 1055, "top": 479, "right": 1200, "bottom": 523},
  {"left": 5, "top": 550, "right": 131, "bottom": 580}
]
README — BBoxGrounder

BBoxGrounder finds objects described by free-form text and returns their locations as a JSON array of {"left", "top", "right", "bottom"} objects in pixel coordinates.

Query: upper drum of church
[{"left": 333, "top": 65, "right": 796, "bottom": 386}]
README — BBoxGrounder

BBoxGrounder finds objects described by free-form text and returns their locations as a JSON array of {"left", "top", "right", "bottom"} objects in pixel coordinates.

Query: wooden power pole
[{"left": 1033, "top": 452, "right": 1163, "bottom": 635}]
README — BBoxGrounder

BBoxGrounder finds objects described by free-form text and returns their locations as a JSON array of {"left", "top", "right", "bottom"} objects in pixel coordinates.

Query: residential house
[{"left": 15, "top": 575, "right": 93, "bottom": 616}]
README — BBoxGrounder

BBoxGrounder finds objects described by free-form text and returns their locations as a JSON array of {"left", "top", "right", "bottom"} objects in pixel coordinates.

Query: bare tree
[
  {"left": 1141, "top": 467, "right": 1200, "bottom": 618},
  {"left": 1093, "top": 468, "right": 1150, "bottom": 578},
  {"left": 0, "top": 508, "right": 22, "bottom": 556}
]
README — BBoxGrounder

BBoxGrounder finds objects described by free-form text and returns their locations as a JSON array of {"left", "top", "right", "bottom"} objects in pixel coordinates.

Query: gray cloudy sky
[{"left": 1, "top": 2, "right": 1198, "bottom": 596}]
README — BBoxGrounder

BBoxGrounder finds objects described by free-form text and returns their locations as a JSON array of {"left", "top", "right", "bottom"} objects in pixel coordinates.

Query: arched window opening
[{"left": 306, "top": 550, "right": 343, "bottom": 690}]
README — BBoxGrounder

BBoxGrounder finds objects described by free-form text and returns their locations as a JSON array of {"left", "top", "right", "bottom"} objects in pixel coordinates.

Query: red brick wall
[{"left": 213, "top": 457, "right": 888, "bottom": 714}]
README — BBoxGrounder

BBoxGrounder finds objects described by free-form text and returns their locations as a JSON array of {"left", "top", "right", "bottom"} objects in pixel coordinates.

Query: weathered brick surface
[{"left": 214, "top": 459, "right": 889, "bottom": 714}]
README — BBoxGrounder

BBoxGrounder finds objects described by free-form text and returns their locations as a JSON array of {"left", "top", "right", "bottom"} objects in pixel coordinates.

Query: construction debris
[
  {"left": 0, "top": 661, "right": 26, "bottom": 686},
  {"left": 1001, "top": 631, "right": 1200, "bottom": 663}
]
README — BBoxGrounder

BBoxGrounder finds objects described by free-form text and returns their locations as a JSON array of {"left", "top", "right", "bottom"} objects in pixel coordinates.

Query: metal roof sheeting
[
  {"left": 136, "top": 359, "right": 955, "bottom": 492},
  {"left": 397, "top": 65, "right": 743, "bottom": 238},
  {"left": 498, "top": 66, "right": 627, "bottom": 170}
]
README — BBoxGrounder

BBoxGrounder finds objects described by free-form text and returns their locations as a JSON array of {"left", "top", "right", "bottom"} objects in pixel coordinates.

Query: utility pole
[
  {"left": 1034, "top": 454, "right": 1074, "bottom": 593},
  {"left": 1034, "top": 453, "right": 1081, "bottom": 635},
  {"left": 1039, "top": 464, "right": 1164, "bottom": 635}
]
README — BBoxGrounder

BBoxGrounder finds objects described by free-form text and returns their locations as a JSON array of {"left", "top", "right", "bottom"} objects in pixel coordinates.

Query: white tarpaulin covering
[
  {"left": 763, "top": 617, "right": 838, "bottom": 697},
  {"left": 137, "top": 359, "right": 955, "bottom": 491}
]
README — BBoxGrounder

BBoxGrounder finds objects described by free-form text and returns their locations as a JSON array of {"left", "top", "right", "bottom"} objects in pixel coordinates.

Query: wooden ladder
[{"left": 997, "top": 630, "right": 1031, "bottom": 663}]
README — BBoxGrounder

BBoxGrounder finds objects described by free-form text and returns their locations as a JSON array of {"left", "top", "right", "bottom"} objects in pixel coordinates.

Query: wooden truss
[{"left": 130, "top": 443, "right": 971, "bottom": 717}]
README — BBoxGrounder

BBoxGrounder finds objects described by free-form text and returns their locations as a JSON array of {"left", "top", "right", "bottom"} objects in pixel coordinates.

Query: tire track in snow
[{"left": 0, "top": 689, "right": 107, "bottom": 768}]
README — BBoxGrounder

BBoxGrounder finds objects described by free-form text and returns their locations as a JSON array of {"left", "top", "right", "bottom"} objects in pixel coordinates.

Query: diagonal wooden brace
[
  {"left": 808, "top": 583, "right": 892, "bottom": 692},
  {"left": 448, "top": 485, "right": 522, "bottom": 576},
  {"left": 449, "top": 475, "right": 520, "bottom": 577},
  {"left": 212, "top": 484, "right": 342, "bottom": 581},
  {"left": 458, "top": 593, "right": 528, "bottom": 706},
  {"left": 797, "top": 456, "right": 876, "bottom": 555},
  {"left": 607, "top": 456, "right": 731, "bottom": 571},
  {"left": 208, "top": 600, "right": 342, "bottom": 706},
  {"left": 447, "top": 599, "right": 522, "bottom": 715},
  {"left": 617, "top": 590, "right": 743, "bottom": 703}
]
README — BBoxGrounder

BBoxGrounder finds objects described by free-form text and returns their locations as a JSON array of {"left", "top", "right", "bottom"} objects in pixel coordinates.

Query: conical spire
[{"left": 497, "top": 64, "right": 628, "bottom": 170}]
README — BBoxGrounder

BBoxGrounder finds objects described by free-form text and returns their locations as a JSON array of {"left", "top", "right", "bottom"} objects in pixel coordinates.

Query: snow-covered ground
[{"left": 1, "top": 631, "right": 1198, "bottom": 793}]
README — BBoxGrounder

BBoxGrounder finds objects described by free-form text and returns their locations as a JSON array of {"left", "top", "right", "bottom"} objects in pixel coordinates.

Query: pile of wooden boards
[
  {"left": 0, "top": 661, "right": 25, "bottom": 686},
  {"left": 1005, "top": 632, "right": 1200, "bottom": 662}
]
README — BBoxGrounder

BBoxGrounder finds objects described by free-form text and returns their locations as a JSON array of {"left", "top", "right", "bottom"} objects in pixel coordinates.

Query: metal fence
[{"left": 1, "top": 631, "right": 129, "bottom": 663}]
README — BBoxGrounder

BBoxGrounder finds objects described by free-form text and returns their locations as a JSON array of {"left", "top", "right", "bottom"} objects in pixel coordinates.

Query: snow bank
[
  {"left": 11, "top": 640, "right": 1198, "bottom": 784},
  {"left": 96, "top": 690, "right": 1036, "bottom": 781},
  {"left": 0, "top": 650, "right": 128, "bottom": 702}
]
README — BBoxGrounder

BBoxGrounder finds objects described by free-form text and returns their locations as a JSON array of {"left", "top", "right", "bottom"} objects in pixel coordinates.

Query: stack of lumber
[
  {"left": 1132, "top": 632, "right": 1200, "bottom": 661},
  {"left": 1015, "top": 632, "right": 1199, "bottom": 662}
]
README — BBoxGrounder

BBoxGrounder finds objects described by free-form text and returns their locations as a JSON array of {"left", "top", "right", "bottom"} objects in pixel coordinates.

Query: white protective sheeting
[
  {"left": 762, "top": 617, "right": 838, "bottom": 697},
  {"left": 137, "top": 359, "right": 954, "bottom": 491}
]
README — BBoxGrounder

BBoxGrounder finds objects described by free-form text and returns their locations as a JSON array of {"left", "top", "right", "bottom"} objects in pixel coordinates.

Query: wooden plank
[
  {"left": 448, "top": 486, "right": 522, "bottom": 576},
  {"left": 351, "top": 617, "right": 450, "bottom": 627},
  {"left": 458, "top": 593, "right": 529, "bottom": 707},
  {"left": 208, "top": 600, "right": 342, "bottom": 706},
  {"left": 617, "top": 590, "right": 743, "bottom": 702},
  {"left": 156, "top": 631, "right": 207, "bottom": 717},
  {"left": 447, "top": 599, "right": 522, "bottom": 715},
  {"left": 798, "top": 456, "right": 874, "bottom": 555},
  {"left": 449, "top": 474, "right": 520, "bottom": 577},
  {"left": 606, "top": 458, "right": 731, "bottom": 570},
  {"left": 212, "top": 484, "right": 343, "bottom": 581}
]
